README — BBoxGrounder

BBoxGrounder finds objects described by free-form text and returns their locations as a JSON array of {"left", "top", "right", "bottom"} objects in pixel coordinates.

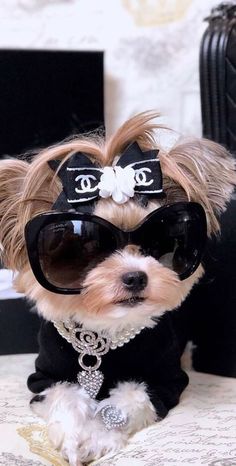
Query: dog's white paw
[
  {"left": 107, "top": 381, "right": 158, "bottom": 435},
  {"left": 46, "top": 417, "right": 127, "bottom": 465},
  {"left": 71, "top": 418, "right": 128, "bottom": 464},
  {"left": 30, "top": 382, "right": 97, "bottom": 465}
]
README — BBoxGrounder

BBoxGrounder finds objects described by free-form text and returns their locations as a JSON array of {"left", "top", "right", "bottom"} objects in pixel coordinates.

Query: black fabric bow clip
[{"left": 49, "top": 142, "right": 164, "bottom": 210}]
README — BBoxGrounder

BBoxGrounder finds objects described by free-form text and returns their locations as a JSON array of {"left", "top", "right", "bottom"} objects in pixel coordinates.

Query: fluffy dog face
[
  {"left": 0, "top": 112, "right": 235, "bottom": 333},
  {"left": 15, "top": 199, "right": 203, "bottom": 334}
]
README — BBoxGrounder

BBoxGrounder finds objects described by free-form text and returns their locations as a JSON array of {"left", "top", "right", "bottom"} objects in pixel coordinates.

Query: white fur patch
[
  {"left": 31, "top": 380, "right": 157, "bottom": 464},
  {"left": 105, "top": 380, "right": 157, "bottom": 436},
  {"left": 31, "top": 383, "right": 97, "bottom": 464},
  {"left": 120, "top": 250, "right": 154, "bottom": 272}
]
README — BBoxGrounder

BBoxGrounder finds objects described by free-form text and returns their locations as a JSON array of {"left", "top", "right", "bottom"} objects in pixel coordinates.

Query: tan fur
[
  {"left": 163, "top": 138, "right": 236, "bottom": 234},
  {"left": 94, "top": 198, "right": 160, "bottom": 229},
  {"left": 0, "top": 111, "right": 235, "bottom": 328}
]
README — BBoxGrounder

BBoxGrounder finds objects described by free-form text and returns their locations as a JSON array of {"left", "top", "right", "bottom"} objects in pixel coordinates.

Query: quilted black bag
[
  {"left": 184, "top": 2, "right": 236, "bottom": 378},
  {"left": 200, "top": 2, "right": 236, "bottom": 154}
]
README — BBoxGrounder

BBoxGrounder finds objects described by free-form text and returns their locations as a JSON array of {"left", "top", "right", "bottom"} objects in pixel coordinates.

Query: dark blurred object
[
  {"left": 200, "top": 2, "right": 236, "bottom": 154},
  {"left": 0, "top": 298, "right": 40, "bottom": 354},
  {"left": 195, "top": 3, "right": 236, "bottom": 377},
  {"left": 172, "top": 199, "right": 236, "bottom": 377},
  {"left": 0, "top": 50, "right": 104, "bottom": 354},
  {"left": 0, "top": 50, "right": 104, "bottom": 159},
  {"left": 192, "top": 199, "right": 236, "bottom": 376}
]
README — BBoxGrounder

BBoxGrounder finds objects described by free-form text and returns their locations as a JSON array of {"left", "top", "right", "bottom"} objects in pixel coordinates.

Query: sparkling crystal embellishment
[
  {"left": 53, "top": 320, "right": 145, "bottom": 400},
  {"left": 77, "top": 370, "right": 104, "bottom": 399},
  {"left": 99, "top": 404, "right": 127, "bottom": 430}
]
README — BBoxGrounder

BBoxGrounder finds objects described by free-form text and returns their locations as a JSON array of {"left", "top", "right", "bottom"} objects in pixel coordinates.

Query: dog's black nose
[{"left": 122, "top": 271, "right": 148, "bottom": 292}]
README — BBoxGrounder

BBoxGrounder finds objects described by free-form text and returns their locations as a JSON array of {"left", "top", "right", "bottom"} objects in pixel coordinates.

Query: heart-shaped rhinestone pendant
[{"left": 77, "top": 370, "right": 104, "bottom": 398}]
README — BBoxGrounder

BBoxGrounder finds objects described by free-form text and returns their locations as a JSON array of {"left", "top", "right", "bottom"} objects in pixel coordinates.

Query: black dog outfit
[{"left": 28, "top": 314, "right": 188, "bottom": 420}]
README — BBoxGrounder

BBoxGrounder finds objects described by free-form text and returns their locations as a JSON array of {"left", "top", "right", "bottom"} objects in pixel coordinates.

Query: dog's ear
[
  {"left": 0, "top": 158, "right": 29, "bottom": 269},
  {"left": 161, "top": 138, "right": 236, "bottom": 235}
]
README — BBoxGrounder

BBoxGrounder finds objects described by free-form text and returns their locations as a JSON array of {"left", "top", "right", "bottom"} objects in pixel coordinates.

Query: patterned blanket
[{"left": 0, "top": 354, "right": 236, "bottom": 466}]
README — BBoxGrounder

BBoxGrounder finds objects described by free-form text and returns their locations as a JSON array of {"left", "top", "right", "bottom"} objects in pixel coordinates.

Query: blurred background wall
[
  {"left": 0, "top": 0, "right": 218, "bottom": 137},
  {"left": 1, "top": 1, "right": 236, "bottom": 377}
]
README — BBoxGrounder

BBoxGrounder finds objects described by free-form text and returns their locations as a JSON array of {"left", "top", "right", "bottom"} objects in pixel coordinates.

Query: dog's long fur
[{"left": 0, "top": 112, "right": 235, "bottom": 465}]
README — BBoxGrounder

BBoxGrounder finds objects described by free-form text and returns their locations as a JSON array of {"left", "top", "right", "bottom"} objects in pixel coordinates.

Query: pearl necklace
[{"left": 53, "top": 320, "right": 145, "bottom": 399}]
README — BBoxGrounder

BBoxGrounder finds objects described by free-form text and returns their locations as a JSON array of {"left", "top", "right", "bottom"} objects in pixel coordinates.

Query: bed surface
[{"left": 0, "top": 353, "right": 236, "bottom": 466}]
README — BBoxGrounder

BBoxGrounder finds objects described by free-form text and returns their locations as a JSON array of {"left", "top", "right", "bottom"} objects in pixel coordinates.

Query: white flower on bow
[{"left": 98, "top": 166, "right": 136, "bottom": 204}]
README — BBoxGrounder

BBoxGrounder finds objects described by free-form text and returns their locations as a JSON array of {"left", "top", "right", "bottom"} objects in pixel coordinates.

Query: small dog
[{"left": 0, "top": 112, "right": 235, "bottom": 465}]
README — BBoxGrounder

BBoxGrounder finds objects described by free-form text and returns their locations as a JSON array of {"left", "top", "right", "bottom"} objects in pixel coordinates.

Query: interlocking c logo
[
  {"left": 135, "top": 167, "right": 153, "bottom": 186},
  {"left": 75, "top": 174, "right": 98, "bottom": 193}
]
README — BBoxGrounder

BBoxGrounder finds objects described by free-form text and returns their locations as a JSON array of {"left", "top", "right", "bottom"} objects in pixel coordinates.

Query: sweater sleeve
[
  {"left": 147, "top": 360, "right": 189, "bottom": 419},
  {"left": 144, "top": 315, "right": 189, "bottom": 419},
  {"left": 27, "top": 319, "right": 78, "bottom": 394}
]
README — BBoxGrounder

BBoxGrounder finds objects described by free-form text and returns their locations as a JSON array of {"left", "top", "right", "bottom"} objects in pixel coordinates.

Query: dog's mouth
[{"left": 116, "top": 297, "right": 145, "bottom": 307}]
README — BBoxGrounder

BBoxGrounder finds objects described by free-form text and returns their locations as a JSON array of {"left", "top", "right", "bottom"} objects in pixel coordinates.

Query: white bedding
[
  {"left": 0, "top": 354, "right": 236, "bottom": 466},
  {"left": 0, "top": 269, "right": 24, "bottom": 300}
]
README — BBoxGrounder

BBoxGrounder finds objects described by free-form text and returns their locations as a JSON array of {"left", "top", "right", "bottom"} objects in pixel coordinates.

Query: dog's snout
[{"left": 122, "top": 271, "right": 148, "bottom": 292}]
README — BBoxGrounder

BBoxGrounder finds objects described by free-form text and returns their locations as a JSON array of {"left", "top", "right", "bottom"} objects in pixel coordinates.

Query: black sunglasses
[{"left": 25, "top": 202, "right": 207, "bottom": 295}]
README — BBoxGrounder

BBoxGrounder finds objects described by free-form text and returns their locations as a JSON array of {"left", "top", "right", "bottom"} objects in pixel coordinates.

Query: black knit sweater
[{"left": 28, "top": 313, "right": 188, "bottom": 419}]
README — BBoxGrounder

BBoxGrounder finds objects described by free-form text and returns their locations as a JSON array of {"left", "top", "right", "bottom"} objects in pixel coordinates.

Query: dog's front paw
[
  {"left": 71, "top": 417, "right": 128, "bottom": 464},
  {"left": 107, "top": 381, "right": 158, "bottom": 436},
  {"left": 48, "top": 417, "right": 127, "bottom": 465},
  {"left": 30, "top": 382, "right": 97, "bottom": 465}
]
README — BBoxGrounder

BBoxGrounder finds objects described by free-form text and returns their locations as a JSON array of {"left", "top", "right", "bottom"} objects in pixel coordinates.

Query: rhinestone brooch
[{"left": 98, "top": 404, "right": 128, "bottom": 430}]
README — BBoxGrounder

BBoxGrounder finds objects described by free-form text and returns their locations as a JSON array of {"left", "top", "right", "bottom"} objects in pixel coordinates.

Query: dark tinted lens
[
  {"left": 133, "top": 204, "right": 206, "bottom": 279},
  {"left": 38, "top": 219, "right": 117, "bottom": 289}
]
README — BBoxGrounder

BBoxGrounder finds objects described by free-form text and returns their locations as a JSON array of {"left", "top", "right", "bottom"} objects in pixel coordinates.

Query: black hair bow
[{"left": 49, "top": 142, "right": 164, "bottom": 209}]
